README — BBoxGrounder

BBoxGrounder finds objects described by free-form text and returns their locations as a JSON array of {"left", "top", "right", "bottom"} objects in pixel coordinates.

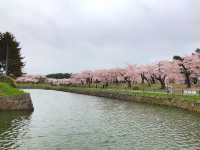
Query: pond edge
[{"left": 19, "top": 85, "right": 200, "bottom": 113}]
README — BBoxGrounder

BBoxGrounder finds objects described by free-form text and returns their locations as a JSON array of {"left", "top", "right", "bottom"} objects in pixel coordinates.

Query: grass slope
[{"left": 0, "top": 82, "right": 25, "bottom": 96}]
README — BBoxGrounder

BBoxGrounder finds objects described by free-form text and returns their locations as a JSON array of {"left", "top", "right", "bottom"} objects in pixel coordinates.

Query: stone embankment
[
  {"left": 0, "top": 93, "right": 34, "bottom": 111},
  {"left": 65, "top": 90, "right": 200, "bottom": 113}
]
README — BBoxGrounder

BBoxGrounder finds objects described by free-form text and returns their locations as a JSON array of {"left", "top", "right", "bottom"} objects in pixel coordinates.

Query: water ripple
[{"left": 0, "top": 89, "right": 200, "bottom": 150}]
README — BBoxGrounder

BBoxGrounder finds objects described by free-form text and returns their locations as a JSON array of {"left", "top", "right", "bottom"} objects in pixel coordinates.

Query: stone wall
[{"left": 0, "top": 93, "right": 34, "bottom": 111}]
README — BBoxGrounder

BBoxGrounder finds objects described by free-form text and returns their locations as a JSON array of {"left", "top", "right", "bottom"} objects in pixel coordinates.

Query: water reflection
[
  {"left": 0, "top": 111, "right": 32, "bottom": 150},
  {"left": 1, "top": 90, "right": 200, "bottom": 150}
]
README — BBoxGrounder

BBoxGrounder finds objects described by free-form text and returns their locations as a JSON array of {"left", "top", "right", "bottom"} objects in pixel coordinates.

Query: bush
[
  {"left": 0, "top": 75, "right": 16, "bottom": 87},
  {"left": 132, "top": 86, "right": 139, "bottom": 90}
]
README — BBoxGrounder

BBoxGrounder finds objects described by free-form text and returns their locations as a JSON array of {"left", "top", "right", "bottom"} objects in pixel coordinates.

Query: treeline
[
  {"left": 46, "top": 73, "right": 72, "bottom": 79},
  {"left": 68, "top": 49, "right": 200, "bottom": 89}
]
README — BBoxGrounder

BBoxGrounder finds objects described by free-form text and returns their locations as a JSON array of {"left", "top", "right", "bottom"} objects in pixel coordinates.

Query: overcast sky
[{"left": 0, "top": 0, "right": 200, "bottom": 74}]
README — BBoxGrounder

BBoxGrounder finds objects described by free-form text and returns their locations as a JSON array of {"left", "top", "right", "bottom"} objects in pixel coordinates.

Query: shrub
[
  {"left": 0, "top": 75, "right": 16, "bottom": 87},
  {"left": 132, "top": 86, "right": 139, "bottom": 90}
]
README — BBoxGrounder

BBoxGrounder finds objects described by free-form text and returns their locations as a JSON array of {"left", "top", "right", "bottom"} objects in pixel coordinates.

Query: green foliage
[
  {"left": 195, "top": 48, "right": 200, "bottom": 53},
  {"left": 0, "top": 75, "right": 16, "bottom": 87},
  {"left": 0, "top": 82, "right": 24, "bottom": 96},
  {"left": 173, "top": 55, "right": 183, "bottom": 61},
  {"left": 0, "top": 32, "right": 24, "bottom": 77},
  {"left": 46, "top": 73, "right": 72, "bottom": 79}
]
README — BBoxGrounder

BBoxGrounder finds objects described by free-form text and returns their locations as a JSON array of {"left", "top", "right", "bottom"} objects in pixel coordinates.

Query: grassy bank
[
  {"left": 0, "top": 82, "right": 25, "bottom": 97},
  {"left": 16, "top": 83, "right": 200, "bottom": 112},
  {"left": 17, "top": 83, "right": 200, "bottom": 102}
]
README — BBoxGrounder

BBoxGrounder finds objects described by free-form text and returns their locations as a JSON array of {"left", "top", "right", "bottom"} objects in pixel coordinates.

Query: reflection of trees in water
[{"left": 0, "top": 111, "right": 32, "bottom": 150}]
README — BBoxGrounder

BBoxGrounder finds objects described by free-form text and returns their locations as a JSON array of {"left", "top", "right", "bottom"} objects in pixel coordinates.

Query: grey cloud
[{"left": 0, "top": 0, "right": 200, "bottom": 74}]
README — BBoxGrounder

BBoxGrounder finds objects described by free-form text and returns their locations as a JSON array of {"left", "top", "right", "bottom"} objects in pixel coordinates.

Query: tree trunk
[
  {"left": 160, "top": 80, "right": 166, "bottom": 89},
  {"left": 180, "top": 64, "right": 191, "bottom": 88},
  {"left": 155, "top": 75, "right": 166, "bottom": 89},
  {"left": 141, "top": 74, "right": 145, "bottom": 84},
  {"left": 127, "top": 80, "right": 131, "bottom": 88},
  {"left": 150, "top": 76, "right": 156, "bottom": 84},
  {"left": 185, "top": 74, "right": 191, "bottom": 88}
]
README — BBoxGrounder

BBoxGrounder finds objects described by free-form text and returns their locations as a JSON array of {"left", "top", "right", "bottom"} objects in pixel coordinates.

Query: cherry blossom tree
[
  {"left": 137, "top": 64, "right": 155, "bottom": 86},
  {"left": 93, "top": 69, "right": 111, "bottom": 88},
  {"left": 123, "top": 65, "right": 138, "bottom": 88},
  {"left": 165, "top": 61, "right": 183, "bottom": 84},
  {"left": 70, "top": 70, "right": 93, "bottom": 87},
  {"left": 17, "top": 49, "right": 200, "bottom": 90},
  {"left": 173, "top": 55, "right": 192, "bottom": 88},
  {"left": 173, "top": 50, "right": 200, "bottom": 88},
  {"left": 16, "top": 75, "right": 46, "bottom": 84},
  {"left": 190, "top": 50, "right": 200, "bottom": 84},
  {"left": 81, "top": 70, "right": 93, "bottom": 87},
  {"left": 152, "top": 61, "right": 171, "bottom": 89},
  {"left": 108, "top": 68, "right": 125, "bottom": 84}
]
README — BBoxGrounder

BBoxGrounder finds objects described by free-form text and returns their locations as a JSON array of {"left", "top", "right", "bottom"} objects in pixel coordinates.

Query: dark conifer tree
[{"left": 0, "top": 32, "right": 24, "bottom": 77}]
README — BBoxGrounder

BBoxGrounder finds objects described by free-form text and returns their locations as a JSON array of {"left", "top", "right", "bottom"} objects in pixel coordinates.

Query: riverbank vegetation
[
  {"left": 0, "top": 75, "right": 24, "bottom": 96},
  {"left": 0, "top": 82, "right": 24, "bottom": 96},
  {"left": 0, "top": 75, "right": 16, "bottom": 87},
  {"left": 17, "top": 83, "right": 200, "bottom": 102}
]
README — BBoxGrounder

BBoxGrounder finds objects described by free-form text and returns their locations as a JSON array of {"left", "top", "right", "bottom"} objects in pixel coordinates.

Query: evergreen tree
[{"left": 0, "top": 32, "right": 24, "bottom": 77}]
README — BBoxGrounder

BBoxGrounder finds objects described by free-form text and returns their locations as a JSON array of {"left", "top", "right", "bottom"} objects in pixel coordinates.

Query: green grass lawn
[{"left": 0, "top": 82, "right": 25, "bottom": 96}]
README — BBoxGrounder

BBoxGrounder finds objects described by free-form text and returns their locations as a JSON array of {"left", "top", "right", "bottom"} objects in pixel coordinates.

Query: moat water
[{"left": 0, "top": 89, "right": 200, "bottom": 150}]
